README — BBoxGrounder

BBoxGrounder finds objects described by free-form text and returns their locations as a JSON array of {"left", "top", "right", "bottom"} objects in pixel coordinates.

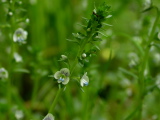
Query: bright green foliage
[{"left": 1, "top": 0, "right": 160, "bottom": 120}]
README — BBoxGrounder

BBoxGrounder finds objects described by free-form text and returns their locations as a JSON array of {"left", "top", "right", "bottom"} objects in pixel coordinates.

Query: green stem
[
  {"left": 124, "top": 103, "right": 141, "bottom": 120},
  {"left": 48, "top": 33, "right": 92, "bottom": 115},
  {"left": 31, "top": 78, "right": 39, "bottom": 109},
  {"left": 137, "top": 6, "right": 159, "bottom": 120},
  {"left": 70, "top": 33, "right": 93, "bottom": 75},
  {"left": 7, "top": 0, "right": 16, "bottom": 117},
  {"left": 125, "top": 6, "right": 159, "bottom": 120},
  {"left": 70, "top": 47, "right": 81, "bottom": 74},
  {"left": 12, "top": 89, "right": 32, "bottom": 119},
  {"left": 82, "top": 90, "right": 89, "bottom": 120},
  {"left": 49, "top": 85, "right": 63, "bottom": 113}
]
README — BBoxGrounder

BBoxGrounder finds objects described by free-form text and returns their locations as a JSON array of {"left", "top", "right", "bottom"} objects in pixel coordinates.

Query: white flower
[
  {"left": 143, "top": 0, "right": 152, "bottom": 10},
  {"left": 15, "top": 110, "right": 24, "bottom": 120},
  {"left": 1, "top": 0, "right": 7, "bottom": 3},
  {"left": 14, "top": 53, "right": 23, "bottom": 62},
  {"left": 128, "top": 52, "right": 139, "bottom": 67},
  {"left": 0, "top": 68, "right": 8, "bottom": 79},
  {"left": 43, "top": 113, "right": 54, "bottom": 120},
  {"left": 156, "top": 74, "right": 160, "bottom": 89},
  {"left": 54, "top": 68, "right": 70, "bottom": 85},
  {"left": 8, "top": 12, "right": 13, "bottom": 16},
  {"left": 13, "top": 28, "right": 28, "bottom": 44},
  {"left": 158, "top": 32, "right": 160, "bottom": 40},
  {"left": 80, "top": 72, "right": 89, "bottom": 87},
  {"left": 26, "top": 18, "right": 30, "bottom": 23},
  {"left": 61, "top": 55, "right": 67, "bottom": 60}
]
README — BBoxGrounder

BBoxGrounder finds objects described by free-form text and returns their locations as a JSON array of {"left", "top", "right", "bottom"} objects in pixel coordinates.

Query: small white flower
[
  {"left": 158, "top": 32, "right": 160, "bottom": 40},
  {"left": 61, "top": 55, "right": 67, "bottom": 60},
  {"left": 15, "top": 110, "right": 24, "bottom": 120},
  {"left": 30, "top": 0, "right": 37, "bottom": 5},
  {"left": 54, "top": 68, "right": 70, "bottom": 85},
  {"left": 80, "top": 72, "right": 89, "bottom": 87},
  {"left": 156, "top": 74, "right": 160, "bottom": 89},
  {"left": 13, "top": 28, "right": 28, "bottom": 44},
  {"left": 14, "top": 53, "right": 23, "bottom": 62},
  {"left": 143, "top": 0, "right": 152, "bottom": 10},
  {"left": 1, "top": 0, "right": 7, "bottom": 3},
  {"left": 0, "top": 68, "right": 8, "bottom": 79},
  {"left": 128, "top": 52, "right": 139, "bottom": 67},
  {"left": 43, "top": 113, "right": 54, "bottom": 120},
  {"left": 8, "top": 12, "right": 13, "bottom": 16},
  {"left": 82, "top": 53, "right": 87, "bottom": 58},
  {"left": 18, "top": 1, "right": 22, "bottom": 5},
  {"left": 26, "top": 18, "right": 30, "bottom": 23}
]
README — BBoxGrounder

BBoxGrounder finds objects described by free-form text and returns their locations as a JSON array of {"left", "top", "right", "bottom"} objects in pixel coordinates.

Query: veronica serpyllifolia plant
[{"left": 46, "top": 2, "right": 112, "bottom": 119}]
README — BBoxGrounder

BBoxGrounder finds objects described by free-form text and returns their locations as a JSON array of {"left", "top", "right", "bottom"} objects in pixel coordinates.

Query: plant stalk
[
  {"left": 137, "top": 6, "right": 159, "bottom": 120},
  {"left": 49, "top": 85, "right": 63, "bottom": 113}
]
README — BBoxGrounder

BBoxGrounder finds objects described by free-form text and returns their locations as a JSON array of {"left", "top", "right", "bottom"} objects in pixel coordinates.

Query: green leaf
[
  {"left": 13, "top": 68, "right": 30, "bottom": 73},
  {"left": 66, "top": 39, "right": 80, "bottom": 45},
  {"left": 76, "top": 23, "right": 87, "bottom": 29},
  {"left": 142, "top": 6, "right": 153, "bottom": 12},
  {"left": 0, "top": 23, "right": 11, "bottom": 28},
  {"left": 102, "top": 23, "right": 112, "bottom": 27},
  {"left": 92, "top": 37, "right": 102, "bottom": 41},
  {"left": 72, "top": 32, "right": 85, "bottom": 40},
  {"left": 119, "top": 67, "right": 138, "bottom": 79}
]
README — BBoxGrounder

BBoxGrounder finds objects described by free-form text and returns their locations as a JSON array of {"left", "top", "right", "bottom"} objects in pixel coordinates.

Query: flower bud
[
  {"left": 61, "top": 55, "right": 68, "bottom": 60},
  {"left": 87, "top": 28, "right": 91, "bottom": 32},
  {"left": 80, "top": 72, "right": 89, "bottom": 87},
  {"left": 82, "top": 53, "right": 87, "bottom": 58}
]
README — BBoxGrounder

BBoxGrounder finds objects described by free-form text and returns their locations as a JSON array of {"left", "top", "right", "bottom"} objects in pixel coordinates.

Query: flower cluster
[
  {"left": 50, "top": 3, "right": 112, "bottom": 88},
  {"left": 52, "top": 68, "right": 89, "bottom": 87}
]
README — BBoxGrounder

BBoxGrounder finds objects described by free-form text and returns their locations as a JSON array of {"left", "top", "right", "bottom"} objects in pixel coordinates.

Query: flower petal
[
  {"left": 57, "top": 80, "right": 62, "bottom": 83},
  {"left": 43, "top": 113, "right": 54, "bottom": 120},
  {"left": 62, "top": 77, "right": 70, "bottom": 85},
  {"left": 82, "top": 72, "right": 89, "bottom": 82},
  {"left": 54, "top": 71, "right": 61, "bottom": 79},
  {"left": 80, "top": 79, "right": 86, "bottom": 87},
  {"left": 61, "top": 55, "right": 67, "bottom": 60},
  {"left": 60, "top": 68, "right": 70, "bottom": 76},
  {"left": 80, "top": 72, "right": 89, "bottom": 87}
]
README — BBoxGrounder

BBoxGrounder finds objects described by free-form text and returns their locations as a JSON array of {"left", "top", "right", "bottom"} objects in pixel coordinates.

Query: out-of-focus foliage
[{"left": 0, "top": 0, "right": 160, "bottom": 120}]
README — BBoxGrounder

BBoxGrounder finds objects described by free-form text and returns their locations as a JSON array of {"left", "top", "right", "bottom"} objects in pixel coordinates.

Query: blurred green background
[{"left": 0, "top": 0, "right": 160, "bottom": 120}]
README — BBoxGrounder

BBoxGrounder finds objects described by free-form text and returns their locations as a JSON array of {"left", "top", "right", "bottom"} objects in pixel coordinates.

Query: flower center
[
  {"left": 59, "top": 77, "right": 65, "bottom": 82},
  {"left": 83, "top": 82, "right": 88, "bottom": 86}
]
